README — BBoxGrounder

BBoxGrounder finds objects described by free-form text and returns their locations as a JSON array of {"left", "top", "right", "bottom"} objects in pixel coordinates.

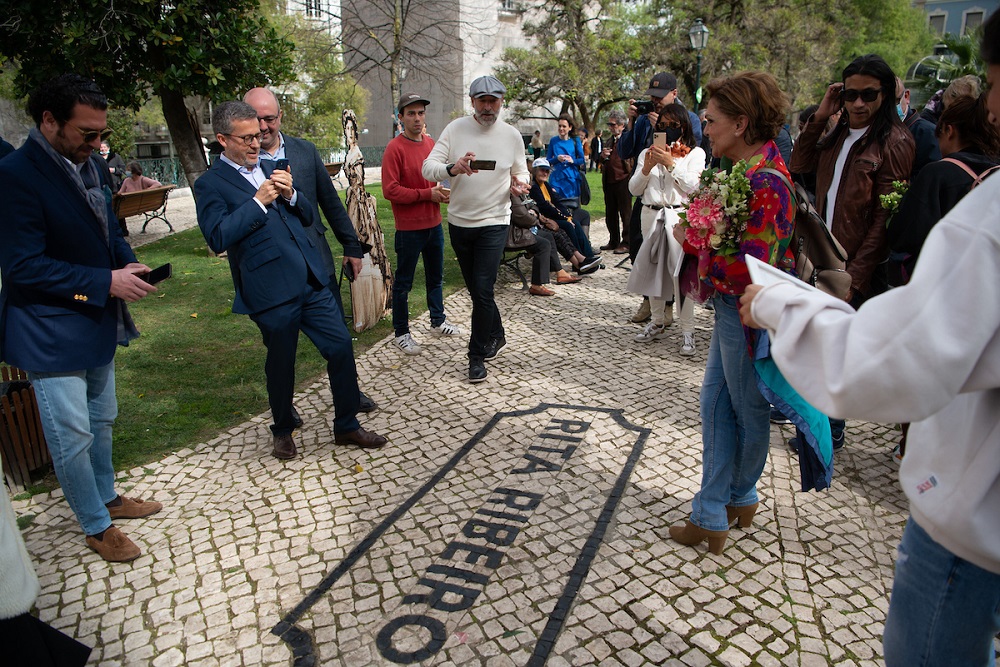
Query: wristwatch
[{"left": 446, "top": 163, "right": 456, "bottom": 177}]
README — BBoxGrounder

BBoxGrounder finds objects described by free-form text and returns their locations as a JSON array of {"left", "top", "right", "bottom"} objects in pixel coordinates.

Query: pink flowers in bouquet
[{"left": 678, "top": 159, "right": 755, "bottom": 256}]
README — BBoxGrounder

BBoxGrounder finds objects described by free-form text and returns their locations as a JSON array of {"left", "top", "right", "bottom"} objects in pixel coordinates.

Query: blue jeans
[
  {"left": 448, "top": 223, "right": 507, "bottom": 359},
  {"left": 884, "top": 517, "right": 1000, "bottom": 666},
  {"left": 29, "top": 362, "right": 118, "bottom": 536},
  {"left": 555, "top": 214, "right": 595, "bottom": 258},
  {"left": 392, "top": 226, "right": 446, "bottom": 336},
  {"left": 690, "top": 294, "right": 771, "bottom": 532}
]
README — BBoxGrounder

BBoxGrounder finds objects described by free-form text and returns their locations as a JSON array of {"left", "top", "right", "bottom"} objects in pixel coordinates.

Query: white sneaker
[
  {"left": 394, "top": 333, "right": 422, "bottom": 355},
  {"left": 430, "top": 320, "right": 462, "bottom": 336},
  {"left": 635, "top": 322, "right": 667, "bottom": 343},
  {"left": 680, "top": 332, "right": 696, "bottom": 356}
]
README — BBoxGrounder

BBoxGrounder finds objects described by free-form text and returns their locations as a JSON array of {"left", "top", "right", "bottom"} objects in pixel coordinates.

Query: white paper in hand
[{"left": 745, "top": 255, "right": 821, "bottom": 294}]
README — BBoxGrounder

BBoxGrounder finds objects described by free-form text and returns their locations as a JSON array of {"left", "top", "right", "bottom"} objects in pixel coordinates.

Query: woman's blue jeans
[
  {"left": 29, "top": 362, "right": 118, "bottom": 536},
  {"left": 690, "top": 294, "right": 771, "bottom": 532},
  {"left": 883, "top": 517, "right": 1000, "bottom": 666}
]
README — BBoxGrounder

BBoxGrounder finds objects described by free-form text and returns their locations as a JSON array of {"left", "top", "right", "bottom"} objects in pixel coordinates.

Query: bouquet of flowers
[
  {"left": 678, "top": 159, "right": 756, "bottom": 256},
  {"left": 879, "top": 180, "right": 909, "bottom": 216}
]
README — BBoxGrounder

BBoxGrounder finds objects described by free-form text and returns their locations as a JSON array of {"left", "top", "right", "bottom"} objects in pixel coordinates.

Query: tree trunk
[{"left": 159, "top": 87, "right": 208, "bottom": 192}]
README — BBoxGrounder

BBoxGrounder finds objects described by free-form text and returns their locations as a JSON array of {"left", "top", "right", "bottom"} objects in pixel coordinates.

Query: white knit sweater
[
  {"left": 422, "top": 114, "right": 529, "bottom": 228},
  {"left": 1, "top": 464, "right": 40, "bottom": 619}
]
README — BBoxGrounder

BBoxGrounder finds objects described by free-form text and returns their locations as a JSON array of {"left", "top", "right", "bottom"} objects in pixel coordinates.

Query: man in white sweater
[
  {"left": 739, "top": 21, "right": 1000, "bottom": 661},
  {"left": 422, "top": 75, "right": 530, "bottom": 383}
]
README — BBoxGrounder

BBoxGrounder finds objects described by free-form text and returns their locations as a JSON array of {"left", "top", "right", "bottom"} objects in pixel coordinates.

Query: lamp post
[{"left": 688, "top": 18, "right": 709, "bottom": 108}]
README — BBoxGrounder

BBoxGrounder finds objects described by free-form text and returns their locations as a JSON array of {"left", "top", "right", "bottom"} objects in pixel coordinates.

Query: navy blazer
[
  {"left": 0, "top": 137, "right": 137, "bottom": 372},
  {"left": 282, "top": 135, "right": 363, "bottom": 277},
  {"left": 194, "top": 159, "right": 325, "bottom": 315}
]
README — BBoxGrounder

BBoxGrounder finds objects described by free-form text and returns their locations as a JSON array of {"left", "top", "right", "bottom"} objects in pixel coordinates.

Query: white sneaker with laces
[
  {"left": 635, "top": 322, "right": 667, "bottom": 343},
  {"left": 394, "top": 333, "right": 422, "bottom": 355},
  {"left": 430, "top": 320, "right": 462, "bottom": 336},
  {"left": 680, "top": 332, "right": 696, "bottom": 356}
]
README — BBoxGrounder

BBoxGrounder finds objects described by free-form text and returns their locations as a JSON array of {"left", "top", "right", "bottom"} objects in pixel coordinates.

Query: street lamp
[{"left": 688, "top": 18, "right": 709, "bottom": 108}]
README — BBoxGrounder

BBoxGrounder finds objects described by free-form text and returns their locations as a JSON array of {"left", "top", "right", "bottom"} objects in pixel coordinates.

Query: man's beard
[{"left": 475, "top": 110, "right": 498, "bottom": 126}]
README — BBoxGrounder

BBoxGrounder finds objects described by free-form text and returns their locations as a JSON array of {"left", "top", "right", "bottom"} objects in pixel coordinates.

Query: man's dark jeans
[
  {"left": 392, "top": 225, "right": 445, "bottom": 336},
  {"left": 448, "top": 223, "right": 507, "bottom": 359}
]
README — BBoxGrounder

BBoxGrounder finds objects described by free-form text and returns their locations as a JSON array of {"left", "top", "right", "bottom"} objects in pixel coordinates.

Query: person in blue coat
[{"left": 546, "top": 114, "right": 586, "bottom": 209}]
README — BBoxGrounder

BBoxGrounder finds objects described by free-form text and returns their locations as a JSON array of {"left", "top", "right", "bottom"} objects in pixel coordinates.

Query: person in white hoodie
[
  {"left": 422, "top": 75, "right": 530, "bottom": 384},
  {"left": 739, "top": 15, "right": 1000, "bottom": 664}
]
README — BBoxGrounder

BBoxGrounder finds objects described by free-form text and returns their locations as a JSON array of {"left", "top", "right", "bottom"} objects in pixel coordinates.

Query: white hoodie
[{"left": 751, "top": 180, "right": 1000, "bottom": 574}]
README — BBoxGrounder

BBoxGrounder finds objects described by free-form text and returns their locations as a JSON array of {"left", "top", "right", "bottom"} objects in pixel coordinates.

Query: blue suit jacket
[
  {"left": 194, "top": 159, "right": 325, "bottom": 315},
  {"left": 0, "top": 137, "right": 137, "bottom": 372},
  {"left": 283, "top": 135, "right": 362, "bottom": 279}
]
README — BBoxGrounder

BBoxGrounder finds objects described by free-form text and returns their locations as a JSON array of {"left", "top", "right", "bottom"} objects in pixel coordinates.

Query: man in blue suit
[
  {"left": 195, "top": 101, "right": 386, "bottom": 460},
  {"left": 0, "top": 74, "right": 163, "bottom": 562},
  {"left": 243, "top": 87, "right": 377, "bottom": 413}
]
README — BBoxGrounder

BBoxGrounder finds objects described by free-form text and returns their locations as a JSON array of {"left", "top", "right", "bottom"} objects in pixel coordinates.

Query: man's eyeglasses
[
  {"left": 257, "top": 115, "right": 279, "bottom": 123},
  {"left": 607, "top": 122, "right": 620, "bottom": 127},
  {"left": 224, "top": 133, "right": 262, "bottom": 146},
  {"left": 65, "top": 121, "right": 113, "bottom": 143},
  {"left": 841, "top": 88, "right": 881, "bottom": 103}
]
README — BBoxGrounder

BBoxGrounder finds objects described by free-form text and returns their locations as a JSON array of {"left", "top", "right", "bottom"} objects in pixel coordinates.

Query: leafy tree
[
  {"left": 498, "top": 0, "right": 645, "bottom": 132},
  {"left": 0, "top": 0, "right": 295, "bottom": 188}
]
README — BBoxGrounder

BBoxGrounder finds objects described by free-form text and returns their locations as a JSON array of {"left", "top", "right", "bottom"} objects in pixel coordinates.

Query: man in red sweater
[{"left": 382, "top": 92, "right": 461, "bottom": 355}]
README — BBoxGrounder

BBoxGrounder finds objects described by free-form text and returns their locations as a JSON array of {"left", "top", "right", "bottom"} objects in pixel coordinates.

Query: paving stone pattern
[{"left": 14, "top": 210, "right": 920, "bottom": 666}]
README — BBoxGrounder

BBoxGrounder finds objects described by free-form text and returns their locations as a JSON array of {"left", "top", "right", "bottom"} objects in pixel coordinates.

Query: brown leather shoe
[
  {"left": 107, "top": 495, "right": 163, "bottom": 520},
  {"left": 86, "top": 526, "right": 141, "bottom": 562},
  {"left": 272, "top": 433, "right": 297, "bottom": 459},
  {"left": 334, "top": 427, "right": 387, "bottom": 449}
]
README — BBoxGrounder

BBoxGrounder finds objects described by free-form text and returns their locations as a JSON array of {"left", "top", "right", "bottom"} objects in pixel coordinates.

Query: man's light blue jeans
[
  {"left": 690, "top": 294, "right": 771, "bottom": 532},
  {"left": 883, "top": 517, "right": 1000, "bottom": 666},
  {"left": 29, "top": 362, "right": 117, "bottom": 536}
]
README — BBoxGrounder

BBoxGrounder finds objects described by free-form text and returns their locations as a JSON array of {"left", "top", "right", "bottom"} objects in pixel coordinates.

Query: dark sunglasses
[
  {"left": 841, "top": 88, "right": 881, "bottom": 103},
  {"left": 65, "top": 121, "right": 113, "bottom": 143}
]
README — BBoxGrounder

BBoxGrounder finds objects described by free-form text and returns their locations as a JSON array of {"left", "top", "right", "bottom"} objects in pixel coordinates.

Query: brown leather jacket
[{"left": 790, "top": 117, "right": 914, "bottom": 296}]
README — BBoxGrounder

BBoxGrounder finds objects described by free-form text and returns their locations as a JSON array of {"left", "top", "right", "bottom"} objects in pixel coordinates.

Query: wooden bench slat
[{"left": 113, "top": 184, "right": 176, "bottom": 233}]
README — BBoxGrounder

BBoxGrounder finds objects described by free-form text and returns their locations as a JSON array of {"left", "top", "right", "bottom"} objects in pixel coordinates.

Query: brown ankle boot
[
  {"left": 668, "top": 520, "right": 728, "bottom": 555},
  {"left": 726, "top": 502, "right": 759, "bottom": 528}
]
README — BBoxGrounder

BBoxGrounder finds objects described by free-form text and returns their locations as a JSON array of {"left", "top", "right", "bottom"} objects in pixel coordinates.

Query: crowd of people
[{"left": 3, "top": 12, "right": 1000, "bottom": 663}]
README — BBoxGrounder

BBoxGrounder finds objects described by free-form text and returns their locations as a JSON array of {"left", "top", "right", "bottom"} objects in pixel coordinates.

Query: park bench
[
  {"left": 0, "top": 366, "right": 49, "bottom": 493},
  {"left": 113, "top": 184, "right": 177, "bottom": 233},
  {"left": 501, "top": 247, "right": 532, "bottom": 291},
  {"left": 325, "top": 162, "right": 344, "bottom": 177}
]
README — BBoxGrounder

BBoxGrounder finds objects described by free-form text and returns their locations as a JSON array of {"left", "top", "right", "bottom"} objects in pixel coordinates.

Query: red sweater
[{"left": 381, "top": 134, "right": 442, "bottom": 230}]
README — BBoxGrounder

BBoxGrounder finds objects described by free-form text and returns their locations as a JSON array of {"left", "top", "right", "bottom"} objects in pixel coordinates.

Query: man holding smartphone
[
  {"left": 243, "top": 87, "right": 378, "bottom": 414},
  {"left": 0, "top": 75, "right": 162, "bottom": 562},
  {"left": 422, "top": 75, "right": 530, "bottom": 383},
  {"left": 382, "top": 91, "right": 461, "bottom": 356},
  {"left": 196, "top": 101, "right": 387, "bottom": 460}
]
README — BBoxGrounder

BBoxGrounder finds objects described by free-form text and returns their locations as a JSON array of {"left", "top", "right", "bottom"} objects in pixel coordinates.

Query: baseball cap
[
  {"left": 469, "top": 75, "right": 507, "bottom": 99},
  {"left": 532, "top": 157, "right": 551, "bottom": 170},
  {"left": 645, "top": 72, "right": 678, "bottom": 98},
  {"left": 397, "top": 91, "right": 430, "bottom": 112}
]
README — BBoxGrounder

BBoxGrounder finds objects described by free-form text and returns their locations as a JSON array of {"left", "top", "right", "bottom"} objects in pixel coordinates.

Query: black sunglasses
[
  {"left": 65, "top": 121, "right": 113, "bottom": 143},
  {"left": 841, "top": 88, "right": 881, "bottom": 103}
]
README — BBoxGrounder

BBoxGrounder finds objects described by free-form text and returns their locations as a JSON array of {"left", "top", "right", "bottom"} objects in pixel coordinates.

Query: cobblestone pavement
[{"left": 13, "top": 197, "right": 916, "bottom": 666}]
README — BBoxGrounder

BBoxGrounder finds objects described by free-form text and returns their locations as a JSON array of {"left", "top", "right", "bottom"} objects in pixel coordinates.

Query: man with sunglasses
[
  {"left": 195, "top": 101, "right": 387, "bottom": 460},
  {"left": 789, "top": 54, "right": 914, "bottom": 453},
  {"left": 0, "top": 74, "right": 163, "bottom": 562}
]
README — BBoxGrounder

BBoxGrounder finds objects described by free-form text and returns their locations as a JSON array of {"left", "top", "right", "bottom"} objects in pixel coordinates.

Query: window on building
[
  {"left": 963, "top": 10, "right": 985, "bottom": 35},
  {"left": 305, "top": 0, "right": 324, "bottom": 17},
  {"left": 928, "top": 13, "right": 946, "bottom": 36}
]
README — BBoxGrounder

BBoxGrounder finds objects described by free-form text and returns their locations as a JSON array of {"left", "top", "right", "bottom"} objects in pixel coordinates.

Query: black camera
[{"left": 634, "top": 100, "right": 655, "bottom": 114}]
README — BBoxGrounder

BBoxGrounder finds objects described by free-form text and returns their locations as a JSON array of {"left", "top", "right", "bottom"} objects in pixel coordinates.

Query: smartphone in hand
[
  {"left": 469, "top": 159, "right": 496, "bottom": 170},
  {"left": 141, "top": 263, "right": 172, "bottom": 285},
  {"left": 653, "top": 132, "right": 666, "bottom": 148},
  {"left": 274, "top": 158, "right": 289, "bottom": 171}
]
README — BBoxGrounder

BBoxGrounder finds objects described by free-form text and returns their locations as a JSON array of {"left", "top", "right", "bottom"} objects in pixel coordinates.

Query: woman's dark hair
[
  {"left": 127, "top": 161, "right": 143, "bottom": 177},
  {"left": 981, "top": 9, "right": 1000, "bottom": 64},
  {"left": 705, "top": 71, "right": 788, "bottom": 144},
  {"left": 841, "top": 54, "right": 902, "bottom": 143},
  {"left": 26, "top": 74, "right": 107, "bottom": 127},
  {"left": 656, "top": 103, "right": 696, "bottom": 148},
  {"left": 936, "top": 94, "right": 1000, "bottom": 159}
]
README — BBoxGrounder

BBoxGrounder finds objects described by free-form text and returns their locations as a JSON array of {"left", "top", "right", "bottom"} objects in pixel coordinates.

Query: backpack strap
[{"left": 940, "top": 157, "right": 1000, "bottom": 189}]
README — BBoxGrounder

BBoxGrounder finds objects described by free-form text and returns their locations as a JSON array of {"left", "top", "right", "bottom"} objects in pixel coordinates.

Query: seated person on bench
[
  {"left": 118, "top": 162, "right": 162, "bottom": 194},
  {"left": 529, "top": 158, "right": 595, "bottom": 258}
]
